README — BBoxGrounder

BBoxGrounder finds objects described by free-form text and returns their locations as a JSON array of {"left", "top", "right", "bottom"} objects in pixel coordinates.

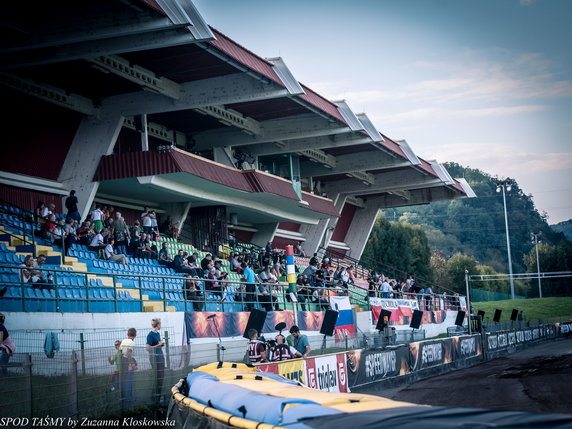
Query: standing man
[
  {"left": 241, "top": 262, "right": 257, "bottom": 311},
  {"left": 146, "top": 318, "right": 165, "bottom": 403},
  {"left": 120, "top": 328, "right": 137, "bottom": 405},
  {"left": 246, "top": 329, "right": 266, "bottom": 364},
  {"left": 287, "top": 326, "right": 311, "bottom": 359},
  {"left": 65, "top": 190, "right": 81, "bottom": 221}
]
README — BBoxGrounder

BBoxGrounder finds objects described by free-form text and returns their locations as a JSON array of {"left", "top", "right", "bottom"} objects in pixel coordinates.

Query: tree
[
  {"left": 445, "top": 253, "right": 478, "bottom": 294},
  {"left": 524, "top": 242, "right": 572, "bottom": 297}
]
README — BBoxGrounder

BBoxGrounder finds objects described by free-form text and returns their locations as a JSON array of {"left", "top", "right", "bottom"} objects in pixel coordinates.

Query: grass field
[{"left": 473, "top": 297, "right": 572, "bottom": 322}]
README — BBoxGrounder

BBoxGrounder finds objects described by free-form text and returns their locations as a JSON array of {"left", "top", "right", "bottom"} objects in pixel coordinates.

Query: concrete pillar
[
  {"left": 213, "top": 147, "right": 236, "bottom": 168},
  {"left": 251, "top": 222, "right": 279, "bottom": 248},
  {"left": 57, "top": 113, "right": 124, "bottom": 221},
  {"left": 162, "top": 201, "right": 192, "bottom": 230},
  {"left": 344, "top": 199, "right": 380, "bottom": 261},
  {"left": 299, "top": 194, "right": 346, "bottom": 256}
]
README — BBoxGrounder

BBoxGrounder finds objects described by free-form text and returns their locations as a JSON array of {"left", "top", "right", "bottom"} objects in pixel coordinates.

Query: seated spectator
[
  {"left": 312, "top": 287, "right": 329, "bottom": 311},
  {"left": 347, "top": 266, "right": 356, "bottom": 285},
  {"left": 302, "top": 262, "right": 318, "bottom": 279},
  {"left": 230, "top": 254, "right": 241, "bottom": 273},
  {"left": 19, "top": 255, "right": 52, "bottom": 290},
  {"left": 105, "top": 239, "right": 128, "bottom": 265},
  {"left": 321, "top": 257, "right": 331, "bottom": 272},
  {"left": 89, "top": 231, "right": 106, "bottom": 255},
  {"left": 314, "top": 268, "right": 326, "bottom": 288},
  {"left": 214, "top": 260, "right": 228, "bottom": 284},
  {"left": 34, "top": 254, "right": 53, "bottom": 291},
  {"left": 76, "top": 220, "right": 94, "bottom": 246},
  {"left": 170, "top": 220, "right": 180, "bottom": 241},
  {"left": 158, "top": 243, "right": 173, "bottom": 268},
  {"left": 184, "top": 275, "right": 203, "bottom": 311},
  {"left": 173, "top": 250, "right": 194, "bottom": 274},
  {"left": 51, "top": 219, "right": 65, "bottom": 247},
  {"left": 288, "top": 275, "right": 307, "bottom": 311},
  {"left": 257, "top": 266, "right": 277, "bottom": 284},
  {"left": 258, "top": 281, "right": 280, "bottom": 312},
  {"left": 201, "top": 254, "right": 213, "bottom": 272},
  {"left": 206, "top": 267, "right": 224, "bottom": 301},
  {"left": 35, "top": 201, "right": 46, "bottom": 224},
  {"left": 64, "top": 218, "right": 78, "bottom": 250},
  {"left": 271, "top": 262, "right": 283, "bottom": 280},
  {"left": 138, "top": 233, "right": 157, "bottom": 259},
  {"left": 309, "top": 253, "right": 319, "bottom": 267},
  {"left": 41, "top": 214, "right": 57, "bottom": 242}
]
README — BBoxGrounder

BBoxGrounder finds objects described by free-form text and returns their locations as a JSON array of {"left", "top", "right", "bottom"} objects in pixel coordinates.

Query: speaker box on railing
[
  {"left": 376, "top": 309, "right": 392, "bottom": 331},
  {"left": 455, "top": 310, "right": 466, "bottom": 327},
  {"left": 477, "top": 310, "right": 486, "bottom": 320},
  {"left": 510, "top": 309, "right": 519, "bottom": 321},
  {"left": 493, "top": 309, "right": 502, "bottom": 323},
  {"left": 243, "top": 309, "right": 267, "bottom": 339},
  {"left": 410, "top": 310, "right": 423, "bottom": 329},
  {"left": 319, "top": 309, "right": 339, "bottom": 337}
]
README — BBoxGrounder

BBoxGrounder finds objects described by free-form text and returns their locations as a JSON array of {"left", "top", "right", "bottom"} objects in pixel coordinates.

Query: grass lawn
[{"left": 473, "top": 297, "right": 572, "bottom": 322}]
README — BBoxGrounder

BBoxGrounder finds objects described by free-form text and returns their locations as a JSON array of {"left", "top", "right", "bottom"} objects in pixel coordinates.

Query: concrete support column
[
  {"left": 300, "top": 193, "right": 346, "bottom": 256},
  {"left": 250, "top": 222, "right": 279, "bottom": 248},
  {"left": 212, "top": 146, "right": 236, "bottom": 168},
  {"left": 344, "top": 199, "right": 380, "bottom": 261},
  {"left": 57, "top": 113, "right": 124, "bottom": 221},
  {"left": 162, "top": 201, "right": 192, "bottom": 231}
]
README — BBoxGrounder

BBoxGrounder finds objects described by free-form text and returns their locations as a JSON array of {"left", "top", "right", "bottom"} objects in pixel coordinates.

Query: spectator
[
  {"left": 287, "top": 326, "right": 311, "bottom": 358},
  {"left": 309, "top": 253, "right": 319, "bottom": 267},
  {"left": 340, "top": 267, "right": 350, "bottom": 285},
  {"left": 120, "top": 328, "right": 137, "bottom": 404},
  {"left": 170, "top": 220, "right": 180, "bottom": 241},
  {"left": 138, "top": 233, "right": 157, "bottom": 259},
  {"left": 19, "top": 255, "right": 49, "bottom": 289},
  {"left": 200, "top": 253, "right": 213, "bottom": 272},
  {"left": 35, "top": 201, "right": 46, "bottom": 224},
  {"left": 91, "top": 205, "right": 105, "bottom": 233},
  {"left": 149, "top": 211, "right": 159, "bottom": 241},
  {"left": 258, "top": 281, "right": 280, "bottom": 312},
  {"left": 0, "top": 313, "right": 16, "bottom": 376},
  {"left": 294, "top": 241, "right": 305, "bottom": 257},
  {"left": 146, "top": 318, "right": 165, "bottom": 403},
  {"left": 271, "top": 261, "right": 282, "bottom": 280},
  {"left": 105, "top": 238, "right": 128, "bottom": 265},
  {"left": 112, "top": 213, "right": 129, "bottom": 255},
  {"left": 76, "top": 220, "right": 94, "bottom": 246},
  {"left": 206, "top": 267, "right": 224, "bottom": 301},
  {"left": 65, "top": 190, "right": 81, "bottom": 221},
  {"left": 241, "top": 263, "right": 256, "bottom": 311},
  {"left": 291, "top": 275, "right": 308, "bottom": 311},
  {"left": 312, "top": 287, "right": 329, "bottom": 311},
  {"left": 41, "top": 214, "right": 57, "bottom": 242},
  {"left": 184, "top": 276, "right": 203, "bottom": 311},
  {"left": 158, "top": 243, "right": 173, "bottom": 268},
  {"left": 424, "top": 286, "right": 433, "bottom": 310},
  {"left": 88, "top": 231, "right": 106, "bottom": 256},
  {"left": 230, "top": 254, "right": 241, "bottom": 273},
  {"left": 265, "top": 241, "right": 273, "bottom": 253},
  {"left": 302, "top": 261, "right": 318, "bottom": 279},
  {"left": 257, "top": 265, "right": 277, "bottom": 284},
  {"left": 35, "top": 254, "right": 53, "bottom": 291},
  {"left": 380, "top": 277, "right": 392, "bottom": 298},
  {"left": 140, "top": 206, "right": 154, "bottom": 235},
  {"left": 64, "top": 218, "right": 78, "bottom": 250}
]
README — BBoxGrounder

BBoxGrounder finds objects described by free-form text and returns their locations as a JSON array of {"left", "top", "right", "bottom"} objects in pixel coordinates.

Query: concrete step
[{"left": 144, "top": 301, "right": 168, "bottom": 312}]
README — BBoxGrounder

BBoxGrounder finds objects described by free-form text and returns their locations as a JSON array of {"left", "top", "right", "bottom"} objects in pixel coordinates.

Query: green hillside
[
  {"left": 552, "top": 219, "right": 572, "bottom": 241},
  {"left": 474, "top": 297, "right": 572, "bottom": 321}
]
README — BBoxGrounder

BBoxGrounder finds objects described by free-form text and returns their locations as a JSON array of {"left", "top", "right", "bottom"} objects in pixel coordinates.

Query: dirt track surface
[{"left": 391, "top": 338, "right": 572, "bottom": 414}]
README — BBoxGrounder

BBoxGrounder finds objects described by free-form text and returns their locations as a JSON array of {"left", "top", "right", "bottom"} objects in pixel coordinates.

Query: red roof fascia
[
  {"left": 378, "top": 134, "right": 410, "bottom": 161},
  {"left": 93, "top": 150, "right": 338, "bottom": 216},
  {"left": 208, "top": 28, "right": 284, "bottom": 88},
  {"left": 298, "top": 84, "right": 347, "bottom": 124}
]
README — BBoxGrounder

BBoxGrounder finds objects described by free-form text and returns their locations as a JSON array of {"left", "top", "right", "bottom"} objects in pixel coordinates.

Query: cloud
[
  {"left": 427, "top": 143, "right": 572, "bottom": 176},
  {"left": 520, "top": 0, "right": 537, "bottom": 5},
  {"left": 372, "top": 104, "right": 550, "bottom": 123}
]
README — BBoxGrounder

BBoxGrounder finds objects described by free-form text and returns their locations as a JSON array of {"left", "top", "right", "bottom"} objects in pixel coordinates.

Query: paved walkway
[{"left": 389, "top": 338, "right": 572, "bottom": 414}]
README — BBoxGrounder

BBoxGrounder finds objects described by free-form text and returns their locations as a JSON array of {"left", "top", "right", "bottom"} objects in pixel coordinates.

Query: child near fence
[{"left": 106, "top": 340, "right": 122, "bottom": 393}]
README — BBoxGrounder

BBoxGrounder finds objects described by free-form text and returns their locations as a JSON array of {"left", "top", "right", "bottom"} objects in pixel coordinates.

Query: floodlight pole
[
  {"left": 498, "top": 182, "right": 515, "bottom": 299},
  {"left": 465, "top": 270, "right": 471, "bottom": 335},
  {"left": 532, "top": 232, "right": 542, "bottom": 298}
]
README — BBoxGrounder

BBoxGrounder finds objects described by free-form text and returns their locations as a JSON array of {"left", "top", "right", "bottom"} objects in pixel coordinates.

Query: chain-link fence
[{"left": 0, "top": 345, "right": 191, "bottom": 420}]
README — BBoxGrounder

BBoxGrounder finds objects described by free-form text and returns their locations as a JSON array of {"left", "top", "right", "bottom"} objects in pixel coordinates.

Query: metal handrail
[{"left": 0, "top": 263, "right": 374, "bottom": 313}]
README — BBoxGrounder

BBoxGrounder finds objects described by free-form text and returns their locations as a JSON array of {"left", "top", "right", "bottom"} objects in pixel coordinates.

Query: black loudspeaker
[
  {"left": 410, "top": 310, "right": 423, "bottom": 329},
  {"left": 376, "top": 309, "right": 392, "bottom": 331},
  {"left": 243, "top": 309, "right": 267, "bottom": 339},
  {"left": 493, "top": 309, "right": 502, "bottom": 323},
  {"left": 510, "top": 309, "right": 519, "bottom": 321},
  {"left": 477, "top": 310, "right": 485, "bottom": 320},
  {"left": 455, "top": 310, "right": 466, "bottom": 327},
  {"left": 320, "top": 310, "right": 339, "bottom": 336}
]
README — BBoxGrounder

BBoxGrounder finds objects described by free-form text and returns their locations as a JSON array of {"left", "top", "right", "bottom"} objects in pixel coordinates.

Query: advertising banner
[
  {"left": 451, "top": 334, "right": 482, "bottom": 360},
  {"left": 346, "top": 346, "right": 411, "bottom": 387},
  {"left": 258, "top": 359, "right": 306, "bottom": 384},
  {"left": 369, "top": 298, "right": 419, "bottom": 324},
  {"left": 408, "top": 338, "right": 453, "bottom": 371},
  {"left": 329, "top": 296, "right": 355, "bottom": 340},
  {"left": 558, "top": 322, "right": 572, "bottom": 335},
  {"left": 184, "top": 311, "right": 296, "bottom": 338},
  {"left": 485, "top": 325, "right": 557, "bottom": 352},
  {"left": 305, "top": 353, "right": 349, "bottom": 393}
]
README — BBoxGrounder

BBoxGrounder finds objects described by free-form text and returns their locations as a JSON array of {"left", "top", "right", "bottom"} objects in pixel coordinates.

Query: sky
[{"left": 194, "top": 0, "right": 572, "bottom": 224}]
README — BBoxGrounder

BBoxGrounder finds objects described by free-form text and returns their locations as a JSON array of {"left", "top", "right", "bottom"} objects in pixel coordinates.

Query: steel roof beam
[
  {"left": 301, "top": 151, "right": 411, "bottom": 177},
  {"left": 245, "top": 134, "right": 372, "bottom": 157},
  {"left": 193, "top": 114, "right": 351, "bottom": 151}
]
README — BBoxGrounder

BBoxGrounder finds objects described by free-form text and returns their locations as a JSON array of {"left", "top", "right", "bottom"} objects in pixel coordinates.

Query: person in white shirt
[
  {"left": 105, "top": 238, "right": 127, "bottom": 265},
  {"left": 141, "top": 206, "right": 154, "bottom": 235},
  {"left": 89, "top": 232, "right": 106, "bottom": 252},
  {"left": 381, "top": 278, "right": 393, "bottom": 298},
  {"left": 91, "top": 205, "right": 104, "bottom": 233},
  {"left": 120, "top": 328, "right": 137, "bottom": 401}
]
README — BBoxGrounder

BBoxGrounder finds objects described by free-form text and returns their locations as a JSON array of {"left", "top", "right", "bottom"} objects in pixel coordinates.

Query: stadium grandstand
[{"left": 0, "top": 1, "right": 475, "bottom": 333}]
